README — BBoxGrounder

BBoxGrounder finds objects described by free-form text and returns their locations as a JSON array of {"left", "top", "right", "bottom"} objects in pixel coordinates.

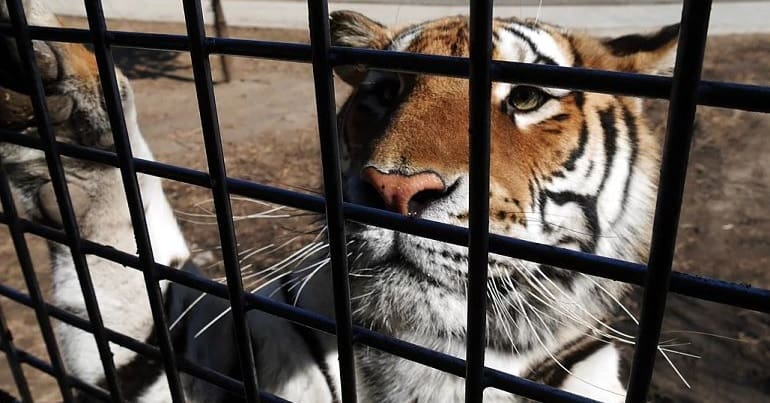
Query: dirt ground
[{"left": 0, "top": 20, "right": 768, "bottom": 402}]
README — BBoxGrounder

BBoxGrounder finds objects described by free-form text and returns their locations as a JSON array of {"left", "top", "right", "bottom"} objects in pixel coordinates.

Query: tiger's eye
[{"left": 506, "top": 86, "right": 546, "bottom": 112}]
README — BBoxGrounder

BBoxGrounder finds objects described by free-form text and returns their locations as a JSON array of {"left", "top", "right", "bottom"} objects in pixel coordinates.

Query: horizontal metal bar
[
  {"left": 0, "top": 24, "right": 768, "bottom": 113},
  {"left": 1, "top": 130, "right": 769, "bottom": 313}
]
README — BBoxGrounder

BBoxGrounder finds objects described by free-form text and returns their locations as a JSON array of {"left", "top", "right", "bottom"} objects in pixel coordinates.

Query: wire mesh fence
[{"left": 0, "top": 0, "right": 768, "bottom": 402}]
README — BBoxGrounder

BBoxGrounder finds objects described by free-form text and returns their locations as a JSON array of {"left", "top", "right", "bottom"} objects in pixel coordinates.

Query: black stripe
[
  {"left": 534, "top": 55, "right": 558, "bottom": 66},
  {"left": 502, "top": 26, "right": 558, "bottom": 66},
  {"left": 524, "top": 334, "right": 612, "bottom": 388},
  {"left": 564, "top": 121, "right": 588, "bottom": 171},
  {"left": 549, "top": 113, "right": 570, "bottom": 122},
  {"left": 617, "top": 105, "right": 639, "bottom": 224},
  {"left": 597, "top": 106, "right": 618, "bottom": 194},
  {"left": 492, "top": 30, "right": 500, "bottom": 44},
  {"left": 566, "top": 35, "right": 584, "bottom": 67},
  {"left": 603, "top": 23, "right": 680, "bottom": 56},
  {"left": 573, "top": 91, "right": 585, "bottom": 109},
  {"left": 545, "top": 190, "right": 599, "bottom": 252},
  {"left": 557, "top": 235, "right": 594, "bottom": 254}
]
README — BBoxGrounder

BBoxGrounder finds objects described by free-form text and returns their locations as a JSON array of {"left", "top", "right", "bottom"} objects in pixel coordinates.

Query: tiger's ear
[
  {"left": 602, "top": 23, "right": 680, "bottom": 74},
  {"left": 330, "top": 10, "right": 392, "bottom": 86}
]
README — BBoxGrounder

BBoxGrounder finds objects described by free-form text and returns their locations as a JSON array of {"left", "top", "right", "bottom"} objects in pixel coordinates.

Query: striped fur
[{"left": 328, "top": 10, "right": 679, "bottom": 402}]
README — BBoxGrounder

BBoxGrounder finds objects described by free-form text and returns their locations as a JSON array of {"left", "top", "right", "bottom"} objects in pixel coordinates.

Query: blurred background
[{"left": 0, "top": 0, "right": 768, "bottom": 401}]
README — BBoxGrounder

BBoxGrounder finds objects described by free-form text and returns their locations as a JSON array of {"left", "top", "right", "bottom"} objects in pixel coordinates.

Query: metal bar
[
  {"left": 4, "top": 0, "right": 124, "bottom": 398},
  {"left": 11, "top": 195, "right": 770, "bottom": 315},
  {"left": 0, "top": 302, "right": 33, "bottom": 403},
  {"left": 306, "top": 1, "right": 358, "bottom": 402},
  {"left": 0, "top": 170, "right": 72, "bottom": 401},
  {"left": 1, "top": 24, "right": 769, "bottom": 113},
  {"left": 465, "top": 0, "right": 493, "bottom": 401},
  {"left": 180, "top": 0, "right": 261, "bottom": 401},
  {"left": 626, "top": 1, "right": 713, "bottom": 402},
  {"left": 81, "top": 0, "right": 187, "bottom": 400}
]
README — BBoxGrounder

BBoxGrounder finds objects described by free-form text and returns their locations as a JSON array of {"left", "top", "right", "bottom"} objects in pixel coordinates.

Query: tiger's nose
[{"left": 361, "top": 167, "right": 446, "bottom": 216}]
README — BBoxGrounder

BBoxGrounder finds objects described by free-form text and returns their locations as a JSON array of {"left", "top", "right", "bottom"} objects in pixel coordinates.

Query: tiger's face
[{"left": 331, "top": 11, "right": 677, "bottom": 350}]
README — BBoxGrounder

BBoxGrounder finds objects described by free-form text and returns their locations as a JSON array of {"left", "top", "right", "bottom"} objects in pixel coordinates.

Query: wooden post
[{"left": 212, "top": 0, "right": 232, "bottom": 82}]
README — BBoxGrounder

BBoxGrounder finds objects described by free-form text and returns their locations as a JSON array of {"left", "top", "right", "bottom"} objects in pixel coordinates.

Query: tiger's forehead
[
  {"left": 389, "top": 17, "right": 574, "bottom": 66},
  {"left": 388, "top": 17, "right": 575, "bottom": 101}
]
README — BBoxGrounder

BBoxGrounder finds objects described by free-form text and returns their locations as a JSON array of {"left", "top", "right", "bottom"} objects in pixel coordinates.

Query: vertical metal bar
[
  {"left": 180, "top": 1, "right": 261, "bottom": 401},
  {"left": 212, "top": 0, "right": 231, "bottom": 82},
  {"left": 81, "top": 0, "right": 186, "bottom": 401},
  {"left": 464, "top": 0, "right": 493, "bottom": 401},
  {"left": 306, "top": 1, "right": 357, "bottom": 402},
  {"left": 3, "top": 0, "right": 124, "bottom": 399},
  {"left": 0, "top": 169, "right": 72, "bottom": 402},
  {"left": 625, "top": 1, "right": 712, "bottom": 401},
  {"left": 0, "top": 299, "right": 33, "bottom": 402}
]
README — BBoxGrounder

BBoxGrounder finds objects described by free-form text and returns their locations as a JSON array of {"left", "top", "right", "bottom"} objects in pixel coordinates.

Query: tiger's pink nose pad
[{"left": 361, "top": 167, "right": 446, "bottom": 216}]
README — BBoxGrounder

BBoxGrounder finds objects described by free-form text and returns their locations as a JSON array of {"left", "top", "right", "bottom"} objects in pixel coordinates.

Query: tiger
[{"left": 0, "top": 1, "right": 679, "bottom": 402}]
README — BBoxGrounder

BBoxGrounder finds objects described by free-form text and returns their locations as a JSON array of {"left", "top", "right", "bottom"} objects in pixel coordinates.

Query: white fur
[
  {"left": 136, "top": 376, "right": 173, "bottom": 403},
  {"left": 562, "top": 344, "right": 626, "bottom": 402},
  {"left": 50, "top": 79, "right": 189, "bottom": 390}
]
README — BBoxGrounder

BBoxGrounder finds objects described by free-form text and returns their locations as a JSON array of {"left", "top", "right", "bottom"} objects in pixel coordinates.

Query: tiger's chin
[
  {"left": 347, "top": 226, "right": 470, "bottom": 336},
  {"left": 346, "top": 221, "right": 618, "bottom": 358}
]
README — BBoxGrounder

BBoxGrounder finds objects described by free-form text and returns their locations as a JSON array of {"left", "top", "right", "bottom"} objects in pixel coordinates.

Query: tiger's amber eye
[{"left": 506, "top": 86, "right": 546, "bottom": 112}]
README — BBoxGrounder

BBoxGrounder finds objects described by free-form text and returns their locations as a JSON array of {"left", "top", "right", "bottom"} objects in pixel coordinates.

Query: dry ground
[{"left": 0, "top": 20, "right": 767, "bottom": 402}]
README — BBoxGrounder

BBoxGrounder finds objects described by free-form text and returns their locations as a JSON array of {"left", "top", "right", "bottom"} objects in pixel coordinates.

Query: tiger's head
[{"left": 331, "top": 11, "right": 678, "bottom": 349}]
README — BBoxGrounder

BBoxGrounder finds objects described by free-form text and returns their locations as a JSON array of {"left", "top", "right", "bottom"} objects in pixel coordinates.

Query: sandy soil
[{"left": 0, "top": 20, "right": 767, "bottom": 402}]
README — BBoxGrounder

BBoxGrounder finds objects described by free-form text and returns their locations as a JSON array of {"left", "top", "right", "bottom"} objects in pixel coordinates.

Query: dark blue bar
[
  {"left": 306, "top": 1, "right": 358, "bottom": 402},
  {"left": 180, "top": 0, "right": 262, "bottom": 401},
  {"left": 1, "top": 24, "right": 768, "bottom": 113},
  {"left": 626, "top": 0, "right": 714, "bottom": 402},
  {"left": 81, "top": 1, "right": 187, "bottom": 400},
  {"left": 465, "top": 0, "right": 494, "bottom": 401}
]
